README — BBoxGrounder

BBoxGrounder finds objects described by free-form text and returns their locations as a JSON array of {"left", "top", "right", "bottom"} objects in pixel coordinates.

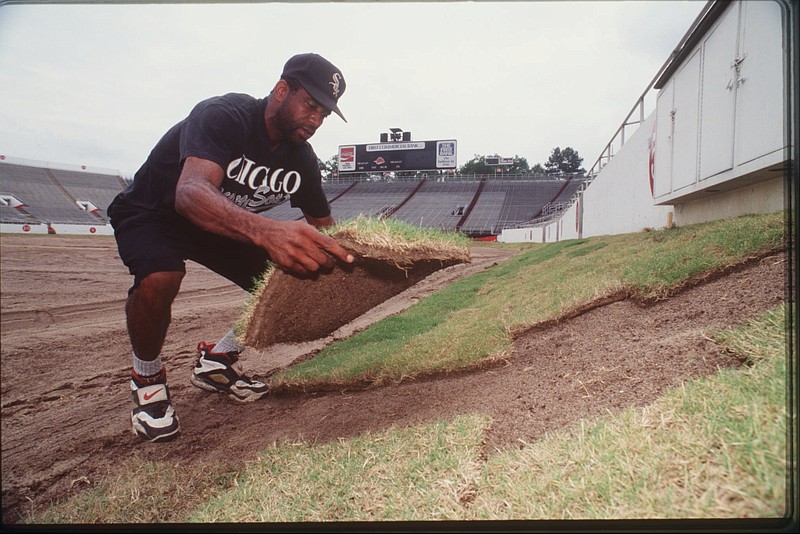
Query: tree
[
  {"left": 458, "top": 154, "right": 531, "bottom": 176},
  {"left": 319, "top": 154, "right": 339, "bottom": 180},
  {"left": 507, "top": 155, "right": 531, "bottom": 175},
  {"left": 458, "top": 154, "right": 492, "bottom": 175},
  {"left": 543, "top": 147, "right": 585, "bottom": 176}
]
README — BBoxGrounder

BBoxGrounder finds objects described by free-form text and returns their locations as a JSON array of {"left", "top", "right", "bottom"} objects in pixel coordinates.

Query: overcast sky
[{"left": 0, "top": 0, "right": 706, "bottom": 176}]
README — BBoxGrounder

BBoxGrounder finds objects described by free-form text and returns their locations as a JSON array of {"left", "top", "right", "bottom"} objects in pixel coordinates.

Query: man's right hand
[{"left": 257, "top": 219, "right": 355, "bottom": 277}]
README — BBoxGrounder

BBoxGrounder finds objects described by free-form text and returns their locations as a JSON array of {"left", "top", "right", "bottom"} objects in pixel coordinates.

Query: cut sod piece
[{"left": 237, "top": 216, "right": 472, "bottom": 350}]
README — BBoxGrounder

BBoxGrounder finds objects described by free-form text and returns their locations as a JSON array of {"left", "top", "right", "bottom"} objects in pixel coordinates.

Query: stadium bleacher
[
  {"left": 1, "top": 159, "right": 587, "bottom": 237},
  {"left": 0, "top": 204, "right": 32, "bottom": 223},
  {"left": 458, "top": 189, "right": 505, "bottom": 236},
  {"left": 456, "top": 177, "right": 588, "bottom": 236},
  {"left": 329, "top": 181, "right": 423, "bottom": 222},
  {"left": 392, "top": 180, "right": 480, "bottom": 231},
  {"left": 502, "top": 175, "right": 589, "bottom": 230},
  {"left": 47, "top": 168, "right": 128, "bottom": 221},
  {"left": 0, "top": 163, "right": 102, "bottom": 224}
]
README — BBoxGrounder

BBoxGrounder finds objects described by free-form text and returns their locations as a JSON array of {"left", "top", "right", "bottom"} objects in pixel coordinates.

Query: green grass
[
  {"left": 35, "top": 460, "right": 239, "bottom": 524},
  {"left": 322, "top": 214, "right": 473, "bottom": 255},
  {"left": 469, "top": 303, "right": 790, "bottom": 520},
  {"left": 191, "top": 415, "right": 489, "bottom": 522},
  {"left": 277, "top": 270, "right": 500, "bottom": 388},
  {"left": 273, "top": 212, "right": 785, "bottom": 390},
  {"left": 25, "top": 211, "right": 790, "bottom": 524},
  {"left": 623, "top": 215, "right": 786, "bottom": 297},
  {"left": 32, "top": 300, "right": 790, "bottom": 523}
]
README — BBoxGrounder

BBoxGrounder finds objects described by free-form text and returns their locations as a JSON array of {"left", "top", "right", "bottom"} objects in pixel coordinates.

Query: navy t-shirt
[{"left": 113, "top": 93, "right": 330, "bottom": 219}]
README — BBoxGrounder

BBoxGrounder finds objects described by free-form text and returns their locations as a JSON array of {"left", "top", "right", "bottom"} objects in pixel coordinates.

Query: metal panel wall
[
  {"left": 670, "top": 49, "right": 702, "bottom": 191},
  {"left": 699, "top": 1, "right": 740, "bottom": 179},
  {"left": 733, "top": 0, "right": 785, "bottom": 166},
  {"left": 653, "top": 0, "right": 786, "bottom": 204},
  {"left": 654, "top": 83, "right": 674, "bottom": 198}
]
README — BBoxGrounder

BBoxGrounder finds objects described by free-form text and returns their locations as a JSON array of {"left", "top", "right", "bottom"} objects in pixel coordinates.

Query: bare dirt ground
[{"left": 0, "top": 234, "right": 788, "bottom": 524}]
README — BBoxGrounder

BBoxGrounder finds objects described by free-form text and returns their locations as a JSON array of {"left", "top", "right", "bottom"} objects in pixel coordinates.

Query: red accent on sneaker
[
  {"left": 197, "top": 341, "right": 216, "bottom": 353},
  {"left": 143, "top": 388, "right": 163, "bottom": 401},
  {"left": 132, "top": 368, "right": 167, "bottom": 386},
  {"left": 197, "top": 341, "right": 238, "bottom": 363}
]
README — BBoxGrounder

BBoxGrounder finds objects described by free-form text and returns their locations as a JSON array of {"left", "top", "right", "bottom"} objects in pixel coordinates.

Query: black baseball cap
[{"left": 281, "top": 53, "right": 347, "bottom": 122}]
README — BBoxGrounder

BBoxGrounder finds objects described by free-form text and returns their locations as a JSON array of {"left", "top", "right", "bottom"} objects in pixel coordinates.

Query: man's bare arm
[{"left": 174, "top": 157, "right": 353, "bottom": 276}]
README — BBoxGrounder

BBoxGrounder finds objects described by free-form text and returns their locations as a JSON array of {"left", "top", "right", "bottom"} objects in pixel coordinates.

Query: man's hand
[{"left": 256, "top": 219, "right": 354, "bottom": 277}]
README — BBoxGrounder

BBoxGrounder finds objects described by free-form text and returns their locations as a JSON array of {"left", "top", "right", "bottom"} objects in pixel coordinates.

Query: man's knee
[
  {"left": 131, "top": 271, "right": 185, "bottom": 306},
  {"left": 140, "top": 270, "right": 185, "bottom": 287}
]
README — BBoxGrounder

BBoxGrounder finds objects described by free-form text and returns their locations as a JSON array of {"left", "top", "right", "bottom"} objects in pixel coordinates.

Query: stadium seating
[
  {"left": 330, "top": 181, "right": 423, "bottom": 222},
  {"left": 47, "top": 168, "right": 128, "bottom": 221},
  {"left": 1, "top": 160, "right": 586, "bottom": 237},
  {"left": 0, "top": 163, "right": 101, "bottom": 224},
  {"left": 391, "top": 180, "right": 479, "bottom": 231},
  {"left": 0, "top": 204, "right": 32, "bottom": 223}
]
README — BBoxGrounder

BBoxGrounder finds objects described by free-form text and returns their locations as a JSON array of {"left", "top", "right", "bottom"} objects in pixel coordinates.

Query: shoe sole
[
  {"left": 190, "top": 374, "right": 269, "bottom": 403},
  {"left": 135, "top": 429, "right": 181, "bottom": 443},
  {"left": 132, "top": 424, "right": 181, "bottom": 443}
]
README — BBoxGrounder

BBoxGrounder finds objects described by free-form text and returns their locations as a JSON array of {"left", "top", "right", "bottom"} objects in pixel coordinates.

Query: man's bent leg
[
  {"left": 184, "top": 233, "right": 271, "bottom": 402},
  {"left": 126, "top": 271, "right": 184, "bottom": 360},
  {"left": 126, "top": 271, "right": 184, "bottom": 442}
]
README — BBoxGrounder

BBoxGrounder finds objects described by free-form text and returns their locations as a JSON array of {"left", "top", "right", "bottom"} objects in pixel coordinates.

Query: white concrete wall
[
  {"left": 499, "top": 225, "right": 553, "bottom": 243},
  {"left": 0, "top": 222, "right": 49, "bottom": 234},
  {"left": 673, "top": 175, "right": 785, "bottom": 226},
  {"left": 578, "top": 113, "right": 673, "bottom": 238},
  {"left": 48, "top": 223, "right": 114, "bottom": 235},
  {"left": 499, "top": 113, "right": 672, "bottom": 243},
  {"left": 557, "top": 199, "right": 580, "bottom": 241}
]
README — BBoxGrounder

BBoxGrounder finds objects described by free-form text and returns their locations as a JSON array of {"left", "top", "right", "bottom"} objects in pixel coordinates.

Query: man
[{"left": 108, "top": 53, "right": 355, "bottom": 443}]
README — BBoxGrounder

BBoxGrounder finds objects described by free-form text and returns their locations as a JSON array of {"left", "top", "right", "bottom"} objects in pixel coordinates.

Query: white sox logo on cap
[{"left": 330, "top": 73, "right": 342, "bottom": 97}]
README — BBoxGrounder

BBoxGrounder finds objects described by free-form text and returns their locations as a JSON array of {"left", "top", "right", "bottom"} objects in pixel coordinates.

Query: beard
[{"left": 275, "top": 98, "right": 313, "bottom": 145}]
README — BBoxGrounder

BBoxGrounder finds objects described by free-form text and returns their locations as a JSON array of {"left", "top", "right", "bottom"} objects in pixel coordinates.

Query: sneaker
[
  {"left": 190, "top": 342, "right": 270, "bottom": 402},
  {"left": 130, "top": 368, "right": 180, "bottom": 442}
]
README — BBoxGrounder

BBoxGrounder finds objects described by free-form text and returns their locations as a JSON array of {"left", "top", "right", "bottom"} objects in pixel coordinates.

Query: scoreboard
[{"left": 338, "top": 139, "right": 457, "bottom": 173}]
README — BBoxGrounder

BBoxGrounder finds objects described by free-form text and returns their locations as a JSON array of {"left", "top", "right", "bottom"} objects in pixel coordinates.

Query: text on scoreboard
[{"left": 338, "top": 140, "right": 457, "bottom": 173}]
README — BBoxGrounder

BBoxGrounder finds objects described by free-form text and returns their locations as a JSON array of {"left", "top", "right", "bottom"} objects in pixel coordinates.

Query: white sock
[
  {"left": 213, "top": 329, "right": 245, "bottom": 354},
  {"left": 133, "top": 352, "right": 163, "bottom": 377}
]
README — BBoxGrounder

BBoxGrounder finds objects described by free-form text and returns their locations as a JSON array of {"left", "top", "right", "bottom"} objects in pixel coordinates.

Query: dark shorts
[{"left": 109, "top": 201, "right": 271, "bottom": 294}]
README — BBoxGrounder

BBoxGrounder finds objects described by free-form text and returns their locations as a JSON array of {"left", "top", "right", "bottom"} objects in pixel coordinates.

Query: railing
[
  {"left": 323, "top": 172, "right": 576, "bottom": 184},
  {"left": 586, "top": 1, "right": 715, "bottom": 183},
  {"left": 499, "top": 203, "right": 569, "bottom": 233},
  {"left": 494, "top": 1, "right": 718, "bottom": 237},
  {"left": 586, "top": 95, "right": 648, "bottom": 181}
]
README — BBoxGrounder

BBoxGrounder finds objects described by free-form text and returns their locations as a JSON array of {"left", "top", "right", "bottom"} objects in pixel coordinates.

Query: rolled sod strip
[{"left": 237, "top": 217, "right": 471, "bottom": 350}]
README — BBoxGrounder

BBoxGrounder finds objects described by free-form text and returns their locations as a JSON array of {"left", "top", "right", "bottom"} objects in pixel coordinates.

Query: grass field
[
  {"left": 29, "top": 211, "right": 794, "bottom": 525},
  {"left": 272, "top": 211, "right": 787, "bottom": 390}
]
